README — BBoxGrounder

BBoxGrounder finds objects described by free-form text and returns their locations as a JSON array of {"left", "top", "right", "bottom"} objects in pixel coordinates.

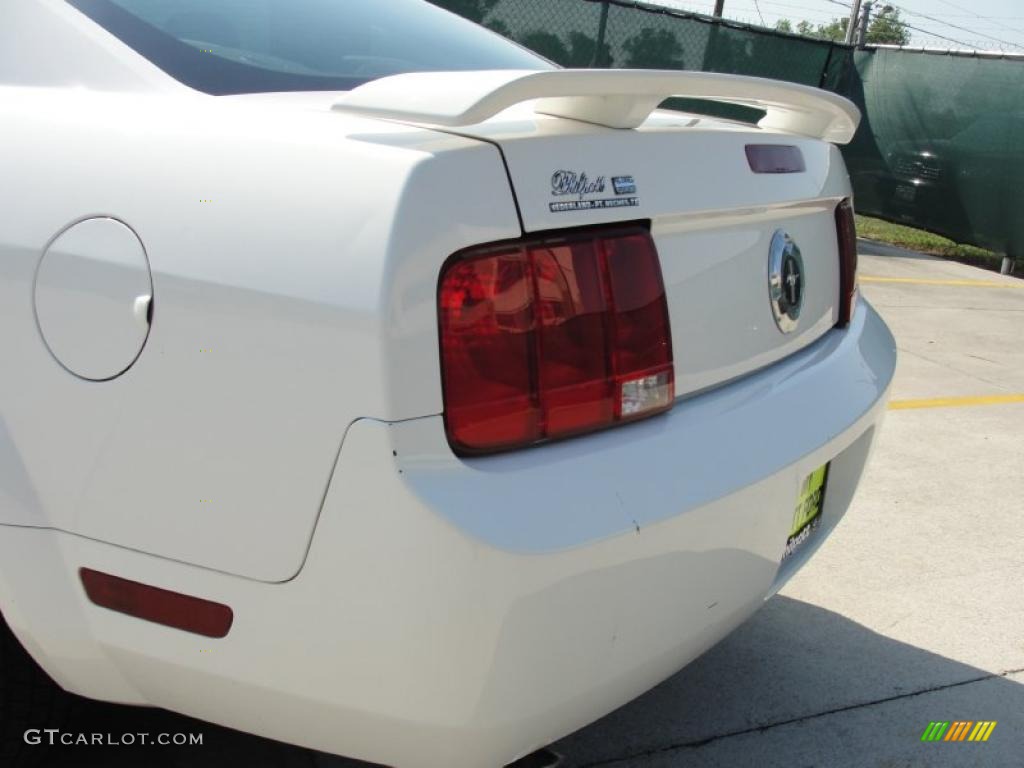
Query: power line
[
  {"left": 708, "top": 0, "right": 846, "bottom": 29},
  {"left": 919, "top": 15, "right": 1024, "bottom": 21},
  {"left": 889, "top": 2, "right": 1024, "bottom": 51},
  {"left": 894, "top": 23, "right": 994, "bottom": 51},
  {"left": 880, "top": 21, "right": 975, "bottom": 49},
  {"left": 823, "top": 0, "right": 977, "bottom": 49},
  {"left": 906, "top": 0, "right": 1024, "bottom": 40},
  {"left": 752, "top": 0, "right": 766, "bottom": 25},
  {"left": 750, "top": 0, "right": 1024, "bottom": 38},
  {"left": 824, "top": 0, "right": 1024, "bottom": 51},
  {"left": 750, "top": 0, "right": 842, "bottom": 11},
  {"left": 930, "top": 0, "right": 1000, "bottom": 19},
  {"left": 659, "top": 0, "right": 1024, "bottom": 51},
  {"left": 731, "top": 0, "right": 849, "bottom": 18}
]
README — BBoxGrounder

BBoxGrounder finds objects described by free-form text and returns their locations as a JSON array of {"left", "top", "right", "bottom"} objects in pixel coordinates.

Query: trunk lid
[
  {"left": 472, "top": 114, "right": 851, "bottom": 394},
  {"left": 337, "top": 69, "right": 859, "bottom": 396}
]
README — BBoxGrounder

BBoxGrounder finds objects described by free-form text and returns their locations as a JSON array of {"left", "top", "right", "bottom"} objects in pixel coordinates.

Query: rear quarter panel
[{"left": 0, "top": 88, "right": 519, "bottom": 581}]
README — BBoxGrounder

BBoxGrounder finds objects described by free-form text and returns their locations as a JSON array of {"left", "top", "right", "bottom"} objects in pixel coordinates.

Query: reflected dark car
[{"left": 880, "top": 142, "right": 953, "bottom": 226}]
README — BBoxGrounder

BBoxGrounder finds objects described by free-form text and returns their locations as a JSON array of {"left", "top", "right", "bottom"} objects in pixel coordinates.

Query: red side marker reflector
[{"left": 80, "top": 568, "right": 234, "bottom": 639}]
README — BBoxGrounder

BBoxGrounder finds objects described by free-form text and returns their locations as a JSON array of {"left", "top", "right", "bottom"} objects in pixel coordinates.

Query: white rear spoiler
[{"left": 333, "top": 69, "right": 861, "bottom": 144}]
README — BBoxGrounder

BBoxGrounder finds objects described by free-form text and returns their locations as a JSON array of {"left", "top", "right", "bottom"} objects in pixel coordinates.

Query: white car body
[{"left": 0, "top": 2, "right": 896, "bottom": 766}]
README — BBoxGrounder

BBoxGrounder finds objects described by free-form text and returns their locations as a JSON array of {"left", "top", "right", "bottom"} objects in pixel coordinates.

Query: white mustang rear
[{"left": 0, "top": 1, "right": 895, "bottom": 766}]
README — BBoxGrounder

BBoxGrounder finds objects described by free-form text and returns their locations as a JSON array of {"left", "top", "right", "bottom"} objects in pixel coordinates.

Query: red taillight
[
  {"left": 835, "top": 199, "right": 858, "bottom": 327},
  {"left": 80, "top": 568, "right": 234, "bottom": 638},
  {"left": 439, "top": 226, "right": 674, "bottom": 455}
]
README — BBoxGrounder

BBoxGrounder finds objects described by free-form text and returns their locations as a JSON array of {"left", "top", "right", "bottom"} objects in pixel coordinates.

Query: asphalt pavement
[
  {"left": 27, "top": 242, "right": 1024, "bottom": 768},
  {"left": 552, "top": 242, "right": 1024, "bottom": 768}
]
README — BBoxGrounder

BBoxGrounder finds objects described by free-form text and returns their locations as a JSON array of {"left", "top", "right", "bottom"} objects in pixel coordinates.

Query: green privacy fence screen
[
  {"left": 843, "top": 49, "right": 1024, "bottom": 257},
  {"left": 431, "top": 0, "right": 1023, "bottom": 257}
]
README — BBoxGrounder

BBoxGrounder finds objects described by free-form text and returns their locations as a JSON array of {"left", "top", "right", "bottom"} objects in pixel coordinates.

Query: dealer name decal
[{"left": 550, "top": 170, "right": 639, "bottom": 212}]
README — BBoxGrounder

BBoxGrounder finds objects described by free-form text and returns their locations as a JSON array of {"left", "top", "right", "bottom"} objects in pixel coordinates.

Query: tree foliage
[
  {"left": 485, "top": 18, "right": 512, "bottom": 37},
  {"left": 517, "top": 29, "right": 614, "bottom": 67},
  {"left": 518, "top": 30, "right": 569, "bottom": 64},
  {"left": 565, "top": 30, "right": 614, "bottom": 67},
  {"left": 775, "top": 6, "right": 910, "bottom": 45},
  {"left": 866, "top": 7, "right": 911, "bottom": 46},
  {"left": 796, "top": 20, "right": 816, "bottom": 38},
  {"left": 806, "top": 17, "right": 849, "bottom": 42},
  {"left": 426, "top": 0, "right": 500, "bottom": 24},
  {"left": 622, "top": 28, "right": 685, "bottom": 69}
]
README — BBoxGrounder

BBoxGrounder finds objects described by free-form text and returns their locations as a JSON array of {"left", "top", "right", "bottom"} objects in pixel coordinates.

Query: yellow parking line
[
  {"left": 860, "top": 276, "right": 1024, "bottom": 288},
  {"left": 889, "top": 393, "right": 1024, "bottom": 411}
]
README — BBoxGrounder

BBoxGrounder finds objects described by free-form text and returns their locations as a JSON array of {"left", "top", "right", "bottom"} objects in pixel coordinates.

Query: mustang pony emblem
[{"left": 769, "top": 229, "right": 805, "bottom": 333}]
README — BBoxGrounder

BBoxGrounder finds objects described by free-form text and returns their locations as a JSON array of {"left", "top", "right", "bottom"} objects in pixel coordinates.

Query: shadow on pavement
[
  {"left": 22, "top": 596, "right": 1023, "bottom": 767},
  {"left": 554, "top": 595, "right": 1024, "bottom": 766}
]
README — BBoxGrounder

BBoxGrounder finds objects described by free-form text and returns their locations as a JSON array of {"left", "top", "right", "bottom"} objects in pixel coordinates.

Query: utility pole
[
  {"left": 858, "top": 1, "right": 873, "bottom": 48},
  {"left": 590, "top": 0, "right": 610, "bottom": 67},
  {"left": 845, "top": 0, "right": 863, "bottom": 44},
  {"left": 704, "top": 0, "right": 726, "bottom": 72}
]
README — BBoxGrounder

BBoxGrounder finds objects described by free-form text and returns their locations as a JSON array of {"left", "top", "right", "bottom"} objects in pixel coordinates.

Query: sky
[{"left": 646, "top": 0, "right": 1024, "bottom": 53}]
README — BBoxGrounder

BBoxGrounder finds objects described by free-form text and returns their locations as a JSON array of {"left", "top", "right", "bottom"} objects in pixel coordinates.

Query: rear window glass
[{"left": 66, "top": 0, "right": 549, "bottom": 95}]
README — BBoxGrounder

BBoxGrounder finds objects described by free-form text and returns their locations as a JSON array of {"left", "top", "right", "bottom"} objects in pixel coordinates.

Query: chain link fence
[
  {"left": 431, "top": 0, "right": 1023, "bottom": 258},
  {"left": 491, "top": 0, "right": 838, "bottom": 82},
  {"left": 434, "top": 0, "right": 852, "bottom": 121}
]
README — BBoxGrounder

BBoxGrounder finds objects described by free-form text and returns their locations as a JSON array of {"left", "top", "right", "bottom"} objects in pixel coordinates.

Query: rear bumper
[{"left": 0, "top": 300, "right": 896, "bottom": 768}]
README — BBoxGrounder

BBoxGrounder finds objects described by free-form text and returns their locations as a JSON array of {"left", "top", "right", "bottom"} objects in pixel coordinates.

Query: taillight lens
[
  {"left": 835, "top": 199, "right": 858, "bottom": 327},
  {"left": 439, "top": 226, "right": 674, "bottom": 455}
]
